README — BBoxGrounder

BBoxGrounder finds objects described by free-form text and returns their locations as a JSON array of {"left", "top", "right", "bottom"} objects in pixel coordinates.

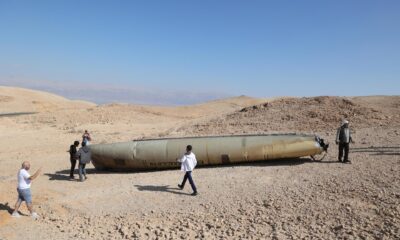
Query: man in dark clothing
[
  {"left": 336, "top": 120, "right": 354, "bottom": 164},
  {"left": 69, "top": 141, "right": 79, "bottom": 179}
]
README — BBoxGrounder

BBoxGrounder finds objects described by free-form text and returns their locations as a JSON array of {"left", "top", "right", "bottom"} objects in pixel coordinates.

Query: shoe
[
  {"left": 178, "top": 184, "right": 183, "bottom": 190},
  {"left": 11, "top": 212, "right": 21, "bottom": 218},
  {"left": 85, "top": 176, "right": 88, "bottom": 180},
  {"left": 338, "top": 159, "right": 342, "bottom": 162},
  {"left": 70, "top": 176, "right": 74, "bottom": 179},
  {"left": 31, "top": 212, "right": 39, "bottom": 220},
  {"left": 344, "top": 160, "right": 352, "bottom": 164},
  {"left": 191, "top": 192, "right": 198, "bottom": 196}
]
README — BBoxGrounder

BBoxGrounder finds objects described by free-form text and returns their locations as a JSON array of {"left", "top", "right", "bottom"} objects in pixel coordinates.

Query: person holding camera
[{"left": 12, "top": 161, "right": 42, "bottom": 219}]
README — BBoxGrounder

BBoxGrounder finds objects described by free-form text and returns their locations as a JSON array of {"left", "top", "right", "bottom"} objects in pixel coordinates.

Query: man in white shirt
[
  {"left": 12, "top": 161, "right": 42, "bottom": 219},
  {"left": 177, "top": 145, "right": 198, "bottom": 196}
]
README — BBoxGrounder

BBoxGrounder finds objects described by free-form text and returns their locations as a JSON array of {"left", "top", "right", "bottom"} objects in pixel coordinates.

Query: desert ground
[{"left": 0, "top": 86, "right": 399, "bottom": 239}]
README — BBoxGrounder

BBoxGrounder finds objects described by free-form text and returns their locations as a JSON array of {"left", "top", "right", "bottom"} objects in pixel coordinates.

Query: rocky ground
[{"left": 0, "top": 88, "right": 399, "bottom": 239}]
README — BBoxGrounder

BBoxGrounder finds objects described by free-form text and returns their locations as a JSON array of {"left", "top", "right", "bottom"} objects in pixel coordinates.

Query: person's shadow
[
  {"left": 0, "top": 202, "right": 29, "bottom": 216},
  {"left": 45, "top": 173, "right": 75, "bottom": 181},
  {"left": 351, "top": 146, "right": 400, "bottom": 156},
  {"left": 134, "top": 184, "right": 192, "bottom": 196},
  {"left": 0, "top": 202, "right": 13, "bottom": 214}
]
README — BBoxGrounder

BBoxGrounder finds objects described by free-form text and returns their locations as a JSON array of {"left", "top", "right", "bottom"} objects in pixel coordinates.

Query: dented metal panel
[{"left": 89, "top": 134, "right": 327, "bottom": 171}]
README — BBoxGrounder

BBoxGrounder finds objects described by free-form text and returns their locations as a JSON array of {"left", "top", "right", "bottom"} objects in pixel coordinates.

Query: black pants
[
  {"left": 181, "top": 171, "right": 197, "bottom": 193},
  {"left": 338, "top": 142, "right": 350, "bottom": 162},
  {"left": 70, "top": 159, "right": 77, "bottom": 177}
]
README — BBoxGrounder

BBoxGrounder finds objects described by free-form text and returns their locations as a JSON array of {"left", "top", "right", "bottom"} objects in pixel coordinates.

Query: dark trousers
[
  {"left": 70, "top": 159, "right": 77, "bottom": 177},
  {"left": 338, "top": 142, "right": 350, "bottom": 162},
  {"left": 79, "top": 163, "right": 87, "bottom": 181},
  {"left": 181, "top": 171, "right": 197, "bottom": 193}
]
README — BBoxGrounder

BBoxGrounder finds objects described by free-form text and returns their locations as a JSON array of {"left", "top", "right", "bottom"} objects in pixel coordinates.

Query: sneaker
[
  {"left": 178, "top": 184, "right": 183, "bottom": 190},
  {"left": 11, "top": 212, "right": 21, "bottom": 218},
  {"left": 191, "top": 192, "right": 198, "bottom": 196},
  {"left": 31, "top": 212, "right": 39, "bottom": 220}
]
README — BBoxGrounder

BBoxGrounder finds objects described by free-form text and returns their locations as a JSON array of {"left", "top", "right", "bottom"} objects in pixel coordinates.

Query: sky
[{"left": 0, "top": 1, "right": 399, "bottom": 104}]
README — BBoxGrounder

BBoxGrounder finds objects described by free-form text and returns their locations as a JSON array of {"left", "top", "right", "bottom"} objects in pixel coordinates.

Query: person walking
[
  {"left": 82, "top": 130, "right": 92, "bottom": 145},
  {"left": 77, "top": 141, "right": 91, "bottom": 182},
  {"left": 336, "top": 119, "right": 354, "bottom": 164},
  {"left": 69, "top": 141, "right": 80, "bottom": 179},
  {"left": 12, "top": 161, "right": 42, "bottom": 219},
  {"left": 177, "top": 145, "right": 198, "bottom": 196}
]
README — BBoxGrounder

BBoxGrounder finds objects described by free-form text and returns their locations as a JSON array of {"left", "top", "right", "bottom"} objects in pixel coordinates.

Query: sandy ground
[{"left": 0, "top": 86, "right": 399, "bottom": 239}]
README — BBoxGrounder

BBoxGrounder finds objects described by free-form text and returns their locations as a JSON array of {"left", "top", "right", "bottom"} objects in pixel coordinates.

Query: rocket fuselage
[{"left": 89, "top": 134, "right": 326, "bottom": 171}]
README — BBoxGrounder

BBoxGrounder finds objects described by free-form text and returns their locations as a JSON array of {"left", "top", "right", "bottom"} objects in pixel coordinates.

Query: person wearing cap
[
  {"left": 336, "top": 120, "right": 354, "bottom": 163},
  {"left": 12, "top": 161, "right": 42, "bottom": 219},
  {"left": 177, "top": 145, "right": 198, "bottom": 196}
]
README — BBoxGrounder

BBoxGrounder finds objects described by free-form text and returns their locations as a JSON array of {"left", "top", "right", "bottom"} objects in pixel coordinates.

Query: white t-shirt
[
  {"left": 179, "top": 152, "right": 197, "bottom": 172},
  {"left": 18, "top": 169, "right": 31, "bottom": 189}
]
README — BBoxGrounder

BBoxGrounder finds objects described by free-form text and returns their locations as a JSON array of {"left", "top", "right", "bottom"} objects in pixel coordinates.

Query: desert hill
[
  {"left": 0, "top": 86, "right": 95, "bottom": 113},
  {"left": 0, "top": 87, "right": 399, "bottom": 240},
  {"left": 171, "top": 96, "right": 400, "bottom": 137},
  {"left": 0, "top": 86, "right": 268, "bottom": 143}
]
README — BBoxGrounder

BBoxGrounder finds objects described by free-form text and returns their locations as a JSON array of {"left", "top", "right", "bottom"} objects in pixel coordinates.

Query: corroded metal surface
[{"left": 90, "top": 134, "right": 327, "bottom": 171}]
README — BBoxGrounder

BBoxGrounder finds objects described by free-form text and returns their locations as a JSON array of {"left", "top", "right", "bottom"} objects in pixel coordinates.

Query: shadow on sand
[
  {"left": 45, "top": 157, "right": 338, "bottom": 181},
  {"left": 45, "top": 173, "right": 75, "bottom": 181},
  {"left": 0, "top": 112, "right": 38, "bottom": 118},
  {"left": 134, "top": 185, "right": 192, "bottom": 195},
  {"left": 0, "top": 202, "right": 14, "bottom": 214},
  {"left": 0, "top": 202, "right": 29, "bottom": 216},
  {"left": 351, "top": 146, "right": 400, "bottom": 156}
]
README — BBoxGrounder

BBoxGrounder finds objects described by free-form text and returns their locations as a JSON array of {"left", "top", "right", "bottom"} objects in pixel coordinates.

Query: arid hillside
[
  {"left": 0, "top": 86, "right": 95, "bottom": 113},
  {"left": 170, "top": 96, "right": 400, "bottom": 137},
  {"left": 0, "top": 87, "right": 399, "bottom": 240}
]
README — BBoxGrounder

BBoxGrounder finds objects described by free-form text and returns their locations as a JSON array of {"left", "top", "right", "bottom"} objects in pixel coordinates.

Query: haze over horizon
[{"left": 1, "top": 1, "right": 399, "bottom": 104}]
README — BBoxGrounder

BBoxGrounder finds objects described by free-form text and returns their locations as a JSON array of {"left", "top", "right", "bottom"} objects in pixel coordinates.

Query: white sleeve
[
  {"left": 178, "top": 155, "right": 186, "bottom": 163},
  {"left": 22, "top": 170, "right": 30, "bottom": 179}
]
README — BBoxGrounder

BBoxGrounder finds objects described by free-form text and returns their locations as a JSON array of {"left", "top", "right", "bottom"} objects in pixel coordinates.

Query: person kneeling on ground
[
  {"left": 177, "top": 145, "right": 198, "bottom": 196},
  {"left": 12, "top": 161, "right": 42, "bottom": 219},
  {"left": 77, "top": 141, "right": 91, "bottom": 182}
]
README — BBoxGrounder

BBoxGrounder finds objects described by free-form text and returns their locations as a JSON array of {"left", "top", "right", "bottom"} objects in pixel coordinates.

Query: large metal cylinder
[{"left": 89, "top": 134, "right": 327, "bottom": 171}]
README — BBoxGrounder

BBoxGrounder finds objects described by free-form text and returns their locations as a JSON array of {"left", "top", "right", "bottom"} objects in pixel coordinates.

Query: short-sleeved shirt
[{"left": 18, "top": 169, "right": 31, "bottom": 189}]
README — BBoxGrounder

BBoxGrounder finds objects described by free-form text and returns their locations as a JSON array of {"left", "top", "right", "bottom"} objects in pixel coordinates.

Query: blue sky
[{"left": 0, "top": 1, "right": 399, "bottom": 104}]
